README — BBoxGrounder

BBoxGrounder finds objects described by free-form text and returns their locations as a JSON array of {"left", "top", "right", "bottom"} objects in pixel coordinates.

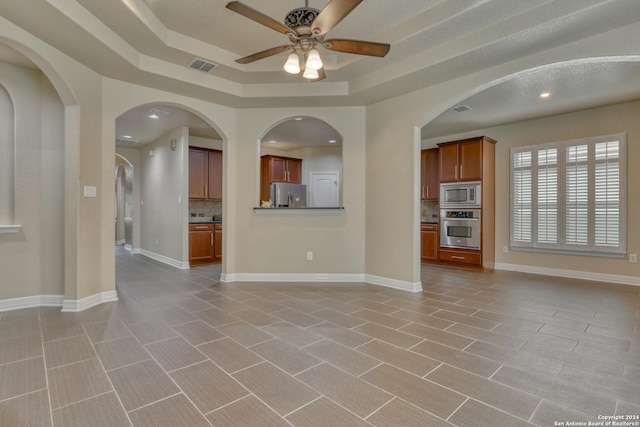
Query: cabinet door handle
[
  {"left": 426, "top": 185, "right": 430, "bottom": 198},
  {"left": 460, "top": 164, "right": 463, "bottom": 179},
  {"left": 205, "top": 185, "right": 208, "bottom": 198},
  {"left": 211, "top": 234, "right": 213, "bottom": 245},
  {"left": 451, "top": 255, "right": 465, "bottom": 259},
  {"left": 454, "top": 165, "right": 458, "bottom": 180},
  {"left": 195, "top": 226, "right": 208, "bottom": 229}
]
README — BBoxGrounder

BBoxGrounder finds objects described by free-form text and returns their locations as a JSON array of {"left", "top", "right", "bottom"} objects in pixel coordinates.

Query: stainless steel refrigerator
[{"left": 270, "top": 183, "right": 307, "bottom": 208}]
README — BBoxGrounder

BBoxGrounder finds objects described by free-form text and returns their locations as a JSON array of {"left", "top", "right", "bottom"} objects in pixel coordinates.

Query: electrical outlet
[
  {"left": 630, "top": 254, "right": 638, "bottom": 263},
  {"left": 307, "top": 251, "right": 313, "bottom": 261},
  {"left": 503, "top": 245, "right": 509, "bottom": 253}
]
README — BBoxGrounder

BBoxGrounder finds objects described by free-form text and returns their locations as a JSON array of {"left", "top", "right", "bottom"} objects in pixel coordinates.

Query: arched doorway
[{"left": 114, "top": 103, "right": 226, "bottom": 270}]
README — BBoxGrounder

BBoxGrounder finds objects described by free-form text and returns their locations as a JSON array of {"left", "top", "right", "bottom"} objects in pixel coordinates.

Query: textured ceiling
[{"left": 1, "top": 0, "right": 640, "bottom": 145}]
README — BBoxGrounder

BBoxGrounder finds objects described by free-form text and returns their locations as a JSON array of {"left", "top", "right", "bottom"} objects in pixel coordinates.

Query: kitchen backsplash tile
[
  {"left": 421, "top": 201, "right": 439, "bottom": 222},
  {"left": 189, "top": 200, "right": 222, "bottom": 218}
]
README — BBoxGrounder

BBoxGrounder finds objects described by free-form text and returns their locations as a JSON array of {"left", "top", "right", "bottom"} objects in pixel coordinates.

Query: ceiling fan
[{"left": 226, "top": 0, "right": 390, "bottom": 81}]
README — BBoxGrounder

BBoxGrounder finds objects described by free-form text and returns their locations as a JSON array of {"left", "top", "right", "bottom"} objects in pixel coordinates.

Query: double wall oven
[{"left": 440, "top": 181, "right": 481, "bottom": 250}]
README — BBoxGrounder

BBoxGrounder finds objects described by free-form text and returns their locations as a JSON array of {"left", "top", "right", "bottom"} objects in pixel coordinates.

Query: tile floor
[{"left": 1, "top": 247, "right": 639, "bottom": 426}]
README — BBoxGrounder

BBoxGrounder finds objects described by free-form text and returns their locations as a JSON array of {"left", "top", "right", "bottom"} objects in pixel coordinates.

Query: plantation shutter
[{"left": 510, "top": 134, "right": 626, "bottom": 256}]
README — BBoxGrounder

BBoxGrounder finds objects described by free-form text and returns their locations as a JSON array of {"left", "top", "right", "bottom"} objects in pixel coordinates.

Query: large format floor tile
[{"left": 0, "top": 247, "right": 638, "bottom": 426}]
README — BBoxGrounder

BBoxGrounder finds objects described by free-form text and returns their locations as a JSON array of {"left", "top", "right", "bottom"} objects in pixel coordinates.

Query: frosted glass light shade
[
  {"left": 303, "top": 68, "right": 319, "bottom": 79},
  {"left": 305, "top": 48, "right": 323, "bottom": 70},
  {"left": 283, "top": 53, "right": 300, "bottom": 74}
]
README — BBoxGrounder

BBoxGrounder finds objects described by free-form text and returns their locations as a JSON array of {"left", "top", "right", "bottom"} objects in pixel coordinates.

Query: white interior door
[{"left": 310, "top": 172, "right": 339, "bottom": 207}]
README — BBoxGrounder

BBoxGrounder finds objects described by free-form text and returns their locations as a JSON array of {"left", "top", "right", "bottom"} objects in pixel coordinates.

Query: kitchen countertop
[{"left": 189, "top": 219, "right": 222, "bottom": 224}]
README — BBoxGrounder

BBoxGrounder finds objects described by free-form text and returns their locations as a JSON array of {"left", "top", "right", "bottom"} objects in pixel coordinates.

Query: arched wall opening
[
  {"left": 413, "top": 56, "right": 640, "bottom": 282},
  {"left": 257, "top": 116, "right": 343, "bottom": 209},
  {"left": 113, "top": 101, "right": 228, "bottom": 272}
]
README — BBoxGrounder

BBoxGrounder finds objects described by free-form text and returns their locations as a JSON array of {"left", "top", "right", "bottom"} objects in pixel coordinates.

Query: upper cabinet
[
  {"left": 189, "top": 147, "right": 222, "bottom": 200},
  {"left": 438, "top": 136, "right": 495, "bottom": 182},
  {"left": 260, "top": 155, "right": 302, "bottom": 202},
  {"left": 421, "top": 148, "right": 439, "bottom": 201}
]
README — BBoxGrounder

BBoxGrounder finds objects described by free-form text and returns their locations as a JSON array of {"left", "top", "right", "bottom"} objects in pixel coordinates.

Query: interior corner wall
[{"left": 0, "top": 60, "right": 65, "bottom": 301}]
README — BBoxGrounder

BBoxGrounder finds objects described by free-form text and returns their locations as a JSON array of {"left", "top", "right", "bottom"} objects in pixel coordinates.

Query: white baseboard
[
  {"left": 494, "top": 262, "right": 640, "bottom": 287},
  {"left": 139, "top": 249, "right": 189, "bottom": 269},
  {"left": 0, "top": 295, "right": 64, "bottom": 312},
  {"left": 221, "top": 272, "right": 422, "bottom": 293},
  {"left": 364, "top": 274, "right": 423, "bottom": 293},
  {"left": 131, "top": 247, "right": 141, "bottom": 254},
  {"left": 221, "top": 273, "right": 365, "bottom": 283},
  {"left": 62, "top": 290, "right": 119, "bottom": 312}
]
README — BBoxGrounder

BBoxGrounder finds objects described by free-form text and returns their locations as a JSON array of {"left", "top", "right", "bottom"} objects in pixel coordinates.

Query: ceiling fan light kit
[
  {"left": 303, "top": 68, "right": 320, "bottom": 80},
  {"left": 226, "top": 0, "right": 390, "bottom": 81},
  {"left": 284, "top": 53, "right": 301, "bottom": 74},
  {"left": 305, "top": 48, "right": 323, "bottom": 70}
]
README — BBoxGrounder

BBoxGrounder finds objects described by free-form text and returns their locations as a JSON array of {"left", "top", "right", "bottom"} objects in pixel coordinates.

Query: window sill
[
  {"left": 0, "top": 225, "right": 21, "bottom": 234},
  {"left": 508, "top": 246, "right": 625, "bottom": 259},
  {"left": 254, "top": 207, "right": 344, "bottom": 214}
]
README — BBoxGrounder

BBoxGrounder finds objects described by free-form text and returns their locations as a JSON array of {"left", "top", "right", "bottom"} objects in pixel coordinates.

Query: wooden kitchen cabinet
[
  {"left": 438, "top": 248, "right": 482, "bottom": 266},
  {"left": 260, "top": 155, "right": 302, "bottom": 202},
  {"left": 421, "top": 148, "right": 439, "bottom": 201},
  {"left": 438, "top": 137, "right": 493, "bottom": 182},
  {"left": 189, "top": 222, "right": 222, "bottom": 266},
  {"left": 189, "top": 223, "right": 214, "bottom": 265},
  {"left": 213, "top": 223, "right": 223, "bottom": 263},
  {"left": 189, "top": 148, "right": 222, "bottom": 200},
  {"left": 436, "top": 135, "right": 496, "bottom": 270},
  {"left": 421, "top": 223, "right": 438, "bottom": 261}
]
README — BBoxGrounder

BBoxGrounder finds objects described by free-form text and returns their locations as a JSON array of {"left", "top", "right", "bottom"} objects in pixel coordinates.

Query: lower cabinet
[
  {"left": 189, "top": 223, "right": 222, "bottom": 266},
  {"left": 438, "top": 248, "right": 482, "bottom": 266},
  {"left": 420, "top": 223, "right": 438, "bottom": 262},
  {"left": 213, "top": 223, "right": 223, "bottom": 264}
]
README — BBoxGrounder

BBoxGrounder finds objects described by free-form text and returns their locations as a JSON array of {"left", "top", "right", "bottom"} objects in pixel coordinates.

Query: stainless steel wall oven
[{"left": 440, "top": 209, "right": 481, "bottom": 250}]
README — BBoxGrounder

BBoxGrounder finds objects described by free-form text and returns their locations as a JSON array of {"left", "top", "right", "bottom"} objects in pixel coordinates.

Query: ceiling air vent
[
  {"left": 188, "top": 57, "right": 218, "bottom": 73},
  {"left": 116, "top": 138, "right": 139, "bottom": 146},
  {"left": 450, "top": 105, "right": 472, "bottom": 113}
]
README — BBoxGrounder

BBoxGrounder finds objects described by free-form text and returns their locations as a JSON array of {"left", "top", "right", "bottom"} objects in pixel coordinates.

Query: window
[{"left": 510, "top": 133, "right": 626, "bottom": 256}]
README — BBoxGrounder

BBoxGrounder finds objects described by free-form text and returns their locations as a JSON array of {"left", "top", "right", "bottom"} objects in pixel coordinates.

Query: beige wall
[
  {"left": 424, "top": 100, "right": 640, "bottom": 279},
  {"left": 232, "top": 107, "right": 366, "bottom": 277},
  {"left": 0, "top": 61, "right": 65, "bottom": 300},
  {"left": 139, "top": 127, "right": 189, "bottom": 264}
]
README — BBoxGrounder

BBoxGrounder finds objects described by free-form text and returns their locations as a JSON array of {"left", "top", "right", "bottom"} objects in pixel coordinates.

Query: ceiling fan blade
[
  {"left": 322, "top": 39, "right": 390, "bottom": 57},
  {"left": 235, "top": 45, "right": 292, "bottom": 64},
  {"left": 226, "top": 2, "right": 292, "bottom": 35},
  {"left": 311, "top": 0, "right": 363, "bottom": 36}
]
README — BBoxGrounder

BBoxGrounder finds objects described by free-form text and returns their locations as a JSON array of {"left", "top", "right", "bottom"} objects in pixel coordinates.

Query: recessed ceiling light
[
  {"left": 268, "top": 140, "right": 276, "bottom": 144},
  {"left": 123, "top": 135, "right": 132, "bottom": 139},
  {"left": 294, "top": 117, "right": 303, "bottom": 121},
  {"left": 148, "top": 108, "right": 170, "bottom": 119},
  {"left": 329, "top": 139, "right": 337, "bottom": 143},
  {"left": 540, "top": 92, "right": 551, "bottom": 98}
]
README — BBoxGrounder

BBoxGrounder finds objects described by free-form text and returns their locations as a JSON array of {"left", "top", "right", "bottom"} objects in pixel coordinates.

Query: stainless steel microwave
[{"left": 440, "top": 181, "right": 481, "bottom": 208}]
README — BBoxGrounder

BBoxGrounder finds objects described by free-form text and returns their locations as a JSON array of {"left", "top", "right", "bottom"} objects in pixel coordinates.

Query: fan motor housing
[{"left": 284, "top": 7, "right": 319, "bottom": 34}]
